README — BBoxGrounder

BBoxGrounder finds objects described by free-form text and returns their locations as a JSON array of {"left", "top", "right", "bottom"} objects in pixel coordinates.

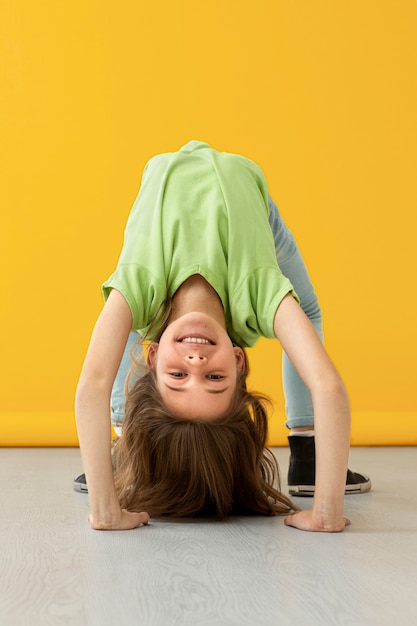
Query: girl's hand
[
  {"left": 284, "top": 510, "right": 350, "bottom": 533},
  {"left": 88, "top": 509, "right": 150, "bottom": 531}
]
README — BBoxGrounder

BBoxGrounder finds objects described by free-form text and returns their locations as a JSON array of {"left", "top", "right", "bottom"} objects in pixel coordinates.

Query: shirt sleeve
[
  {"left": 228, "top": 266, "right": 299, "bottom": 347},
  {"left": 102, "top": 264, "right": 166, "bottom": 333}
]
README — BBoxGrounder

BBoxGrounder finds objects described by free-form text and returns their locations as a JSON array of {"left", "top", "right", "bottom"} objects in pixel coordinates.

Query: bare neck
[{"left": 169, "top": 275, "right": 226, "bottom": 328}]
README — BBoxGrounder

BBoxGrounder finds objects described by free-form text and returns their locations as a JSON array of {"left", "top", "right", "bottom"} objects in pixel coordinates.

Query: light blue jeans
[{"left": 110, "top": 197, "right": 323, "bottom": 431}]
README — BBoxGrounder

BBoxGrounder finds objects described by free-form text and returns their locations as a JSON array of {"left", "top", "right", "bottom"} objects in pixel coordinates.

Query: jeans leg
[
  {"left": 268, "top": 197, "right": 323, "bottom": 429},
  {"left": 111, "top": 330, "right": 144, "bottom": 432}
]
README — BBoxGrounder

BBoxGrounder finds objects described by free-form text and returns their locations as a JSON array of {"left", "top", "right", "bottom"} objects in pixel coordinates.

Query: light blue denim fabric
[
  {"left": 268, "top": 197, "right": 323, "bottom": 428},
  {"left": 111, "top": 331, "right": 143, "bottom": 429},
  {"left": 110, "top": 197, "right": 323, "bottom": 430}
]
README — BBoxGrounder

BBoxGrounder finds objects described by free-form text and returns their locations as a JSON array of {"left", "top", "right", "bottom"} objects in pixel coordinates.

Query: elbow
[
  {"left": 313, "top": 371, "right": 350, "bottom": 408},
  {"left": 75, "top": 371, "right": 111, "bottom": 413},
  {"left": 334, "top": 377, "right": 350, "bottom": 410}
]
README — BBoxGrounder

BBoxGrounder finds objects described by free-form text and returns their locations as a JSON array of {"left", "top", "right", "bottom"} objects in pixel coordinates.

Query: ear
[
  {"left": 146, "top": 342, "right": 159, "bottom": 367},
  {"left": 233, "top": 346, "right": 246, "bottom": 373}
]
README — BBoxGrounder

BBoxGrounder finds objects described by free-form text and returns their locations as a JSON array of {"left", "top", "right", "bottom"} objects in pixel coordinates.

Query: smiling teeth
[{"left": 181, "top": 337, "right": 211, "bottom": 344}]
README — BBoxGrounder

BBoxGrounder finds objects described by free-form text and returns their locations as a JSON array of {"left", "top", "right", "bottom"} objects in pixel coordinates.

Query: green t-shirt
[{"left": 102, "top": 140, "right": 296, "bottom": 348}]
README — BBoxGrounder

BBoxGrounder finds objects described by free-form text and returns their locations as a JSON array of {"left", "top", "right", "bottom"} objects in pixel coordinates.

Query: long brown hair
[{"left": 113, "top": 356, "right": 297, "bottom": 519}]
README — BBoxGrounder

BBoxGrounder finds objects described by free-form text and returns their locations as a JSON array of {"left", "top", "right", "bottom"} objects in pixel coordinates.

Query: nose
[{"left": 186, "top": 354, "right": 207, "bottom": 363}]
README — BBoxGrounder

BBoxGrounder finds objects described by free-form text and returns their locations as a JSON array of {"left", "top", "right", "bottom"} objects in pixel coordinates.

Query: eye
[
  {"left": 170, "top": 372, "right": 187, "bottom": 378},
  {"left": 206, "top": 374, "right": 224, "bottom": 380}
]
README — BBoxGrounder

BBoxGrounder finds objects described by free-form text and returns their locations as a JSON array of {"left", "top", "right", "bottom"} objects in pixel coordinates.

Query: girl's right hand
[{"left": 88, "top": 509, "right": 150, "bottom": 531}]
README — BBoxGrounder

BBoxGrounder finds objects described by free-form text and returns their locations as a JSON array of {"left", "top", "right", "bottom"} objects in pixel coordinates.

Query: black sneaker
[
  {"left": 73, "top": 473, "right": 88, "bottom": 493},
  {"left": 287, "top": 435, "right": 371, "bottom": 496}
]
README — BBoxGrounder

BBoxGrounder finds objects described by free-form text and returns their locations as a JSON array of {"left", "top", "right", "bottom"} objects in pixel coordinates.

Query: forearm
[
  {"left": 74, "top": 290, "right": 149, "bottom": 530},
  {"left": 76, "top": 379, "right": 122, "bottom": 526},
  {"left": 274, "top": 294, "right": 352, "bottom": 531},
  {"left": 310, "top": 378, "right": 351, "bottom": 526}
]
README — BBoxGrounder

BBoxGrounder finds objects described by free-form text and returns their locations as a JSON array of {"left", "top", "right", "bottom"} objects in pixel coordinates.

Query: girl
[{"left": 75, "top": 141, "right": 365, "bottom": 532}]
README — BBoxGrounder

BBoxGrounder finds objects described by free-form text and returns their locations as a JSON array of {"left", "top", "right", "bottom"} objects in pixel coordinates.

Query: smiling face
[{"left": 147, "top": 312, "right": 245, "bottom": 420}]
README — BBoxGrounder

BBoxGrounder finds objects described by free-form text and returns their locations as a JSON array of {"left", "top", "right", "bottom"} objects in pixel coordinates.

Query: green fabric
[{"left": 102, "top": 140, "right": 296, "bottom": 348}]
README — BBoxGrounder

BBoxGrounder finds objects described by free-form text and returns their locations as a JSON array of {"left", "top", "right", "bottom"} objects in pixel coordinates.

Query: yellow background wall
[{"left": 1, "top": 1, "right": 416, "bottom": 446}]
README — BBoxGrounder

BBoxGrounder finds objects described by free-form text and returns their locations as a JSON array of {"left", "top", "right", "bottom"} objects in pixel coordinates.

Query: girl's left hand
[
  {"left": 284, "top": 510, "right": 350, "bottom": 533},
  {"left": 88, "top": 509, "right": 150, "bottom": 531}
]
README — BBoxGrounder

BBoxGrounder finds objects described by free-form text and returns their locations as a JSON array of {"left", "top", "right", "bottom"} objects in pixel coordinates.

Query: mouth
[{"left": 177, "top": 335, "right": 215, "bottom": 345}]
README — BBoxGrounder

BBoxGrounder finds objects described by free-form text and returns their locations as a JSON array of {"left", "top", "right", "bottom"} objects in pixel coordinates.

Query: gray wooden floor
[{"left": 1, "top": 446, "right": 416, "bottom": 626}]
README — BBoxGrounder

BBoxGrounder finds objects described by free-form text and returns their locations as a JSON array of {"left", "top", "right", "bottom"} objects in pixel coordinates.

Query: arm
[
  {"left": 273, "top": 294, "right": 351, "bottom": 532},
  {"left": 75, "top": 289, "right": 149, "bottom": 530}
]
